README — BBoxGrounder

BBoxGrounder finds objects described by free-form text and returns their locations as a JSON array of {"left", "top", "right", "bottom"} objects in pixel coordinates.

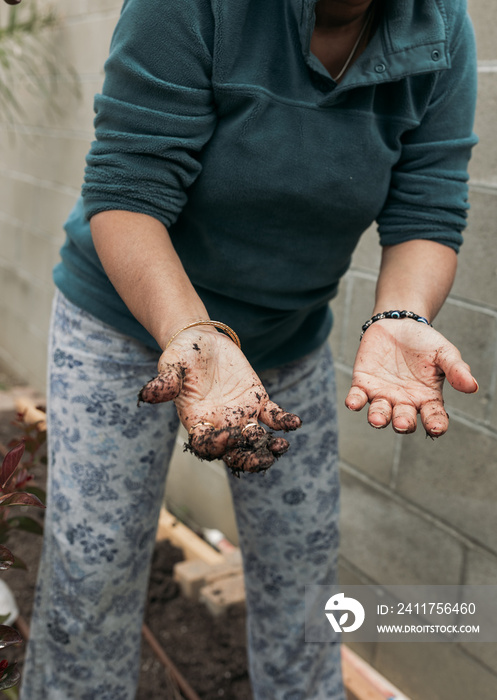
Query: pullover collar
[{"left": 298, "top": 0, "right": 450, "bottom": 92}]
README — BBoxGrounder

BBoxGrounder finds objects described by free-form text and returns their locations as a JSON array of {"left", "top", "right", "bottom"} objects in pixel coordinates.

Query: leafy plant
[
  {"left": 0, "top": 0, "right": 80, "bottom": 121},
  {"left": 0, "top": 421, "right": 46, "bottom": 692}
]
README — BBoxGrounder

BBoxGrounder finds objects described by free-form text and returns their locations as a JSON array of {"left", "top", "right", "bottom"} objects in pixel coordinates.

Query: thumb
[
  {"left": 435, "top": 343, "right": 479, "bottom": 395},
  {"left": 137, "top": 362, "right": 184, "bottom": 405}
]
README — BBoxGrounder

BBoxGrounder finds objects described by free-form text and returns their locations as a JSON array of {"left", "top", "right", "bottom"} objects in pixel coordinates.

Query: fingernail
[
  {"left": 430, "top": 428, "right": 443, "bottom": 436},
  {"left": 473, "top": 378, "right": 479, "bottom": 393},
  {"left": 394, "top": 428, "right": 409, "bottom": 434}
]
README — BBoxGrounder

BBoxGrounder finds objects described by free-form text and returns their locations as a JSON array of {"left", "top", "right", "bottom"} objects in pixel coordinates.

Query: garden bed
[{"left": 0, "top": 397, "right": 252, "bottom": 700}]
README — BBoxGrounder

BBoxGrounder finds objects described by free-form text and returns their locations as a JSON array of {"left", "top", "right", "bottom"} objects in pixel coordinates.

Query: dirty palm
[{"left": 139, "top": 324, "right": 302, "bottom": 475}]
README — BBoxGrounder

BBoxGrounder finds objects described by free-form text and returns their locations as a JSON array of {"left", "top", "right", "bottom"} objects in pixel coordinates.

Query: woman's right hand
[{"left": 138, "top": 326, "right": 302, "bottom": 474}]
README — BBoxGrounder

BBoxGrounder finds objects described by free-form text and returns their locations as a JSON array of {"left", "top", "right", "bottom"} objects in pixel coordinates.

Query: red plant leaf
[
  {"left": 0, "top": 442, "right": 25, "bottom": 490},
  {"left": 0, "top": 662, "right": 21, "bottom": 690},
  {"left": 0, "top": 546, "right": 14, "bottom": 571},
  {"left": 0, "top": 492, "right": 44, "bottom": 508},
  {"left": 21, "top": 486, "right": 46, "bottom": 505},
  {"left": 0, "top": 626, "right": 22, "bottom": 650}
]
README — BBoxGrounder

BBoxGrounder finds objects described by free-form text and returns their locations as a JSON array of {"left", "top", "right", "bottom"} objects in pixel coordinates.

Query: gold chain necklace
[{"left": 332, "top": 6, "right": 374, "bottom": 82}]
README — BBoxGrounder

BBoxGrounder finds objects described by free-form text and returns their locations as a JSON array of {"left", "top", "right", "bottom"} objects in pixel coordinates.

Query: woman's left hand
[{"left": 345, "top": 320, "right": 479, "bottom": 436}]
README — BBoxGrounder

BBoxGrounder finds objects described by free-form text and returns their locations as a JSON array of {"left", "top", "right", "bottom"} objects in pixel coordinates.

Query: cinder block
[
  {"left": 60, "top": 0, "right": 90, "bottom": 19},
  {"left": 341, "top": 275, "right": 377, "bottom": 365},
  {"left": 11, "top": 131, "right": 90, "bottom": 194},
  {"left": 31, "top": 187, "right": 79, "bottom": 241},
  {"left": 20, "top": 229, "right": 58, "bottom": 286},
  {"left": 336, "top": 369, "right": 396, "bottom": 486},
  {"left": 491, "top": 390, "right": 497, "bottom": 435},
  {"left": 467, "top": 0, "right": 497, "bottom": 62},
  {"left": 199, "top": 574, "right": 246, "bottom": 617},
  {"left": 453, "top": 189, "right": 497, "bottom": 309},
  {"left": 0, "top": 266, "right": 18, "bottom": 320},
  {"left": 396, "top": 422, "right": 497, "bottom": 552},
  {"left": 329, "top": 280, "right": 348, "bottom": 362},
  {"left": 435, "top": 300, "right": 496, "bottom": 423},
  {"left": 374, "top": 641, "right": 497, "bottom": 700},
  {"left": 86, "top": 0, "right": 122, "bottom": 14},
  {"left": 349, "top": 223, "right": 382, "bottom": 274},
  {"left": 174, "top": 557, "right": 243, "bottom": 601},
  {"left": 173, "top": 559, "right": 211, "bottom": 600},
  {"left": 0, "top": 176, "right": 36, "bottom": 231},
  {"left": 62, "top": 14, "right": 120, "bottom": 76},
  {"left": 469, "top": 73, "right": 497, "bottom": 184},
  {"left": 340, "top": 470, "right": 465, "bottom": 585},
  {"left": 460, "top": 549, "right": 497, "bottom": 673}
]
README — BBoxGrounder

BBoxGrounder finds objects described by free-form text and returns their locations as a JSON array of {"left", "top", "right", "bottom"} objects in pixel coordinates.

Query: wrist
[
  {"left": 360, "top": 309, "right": 433, "bottom": 341},
  {"left": 162, "top": 320, "right": 241, "bottom": 352},
  {"left": 157, "top": 315, "right": 210, "bottom": 351},
  {"left": 373, "top": 302, "right": 431, "bottom": 322}
]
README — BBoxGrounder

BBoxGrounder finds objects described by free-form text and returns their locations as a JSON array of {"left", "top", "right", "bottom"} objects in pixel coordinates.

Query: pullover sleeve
[
  {"left": 376, "top": 7, "right": 478, "bottom": 252},
  {"left": 81, "top": 0, "right": 216, "bottom": 228}
]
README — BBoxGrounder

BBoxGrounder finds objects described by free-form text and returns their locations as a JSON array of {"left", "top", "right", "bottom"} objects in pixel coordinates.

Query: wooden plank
[
  {"left": 156, "top": 509, "right": 224, "bottom": 565},
  {"left": 14, "top": 397, "right": 47, "bottom": 432},
  {"left": 199, "top": 574, "right": 245, "bottom": 617},
  {"left": 342, "top": 644, "right": 411, "bottom": 700},
  {"left": 342, "top": 653, "right": 387, "bottom": 700}
]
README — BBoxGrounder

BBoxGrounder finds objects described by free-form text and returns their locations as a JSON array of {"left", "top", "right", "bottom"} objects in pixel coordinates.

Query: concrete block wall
[
  {"left": 0, "top": 0, "right": 122, "bottom": 385},
  {"left": 0, "top": 2, "right": 496, "bottom": 699},
  {"left": 331, "top": 2, "right": 497, "bottom": 696}
]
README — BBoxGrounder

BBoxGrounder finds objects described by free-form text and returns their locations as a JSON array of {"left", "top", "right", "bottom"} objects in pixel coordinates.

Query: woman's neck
[{"left": 314, "top": 0, "right": 376, "bottom": 29}]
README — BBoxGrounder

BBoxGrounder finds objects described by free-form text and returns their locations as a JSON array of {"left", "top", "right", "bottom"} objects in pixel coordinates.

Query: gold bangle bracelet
[{"left": 165, "top": 320, "right": 241, "bottom": 350}]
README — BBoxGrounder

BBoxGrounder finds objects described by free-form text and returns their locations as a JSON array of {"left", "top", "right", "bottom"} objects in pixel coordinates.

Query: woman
[{"left": 21, "top": 0, "right": 478, "bottom": 698}]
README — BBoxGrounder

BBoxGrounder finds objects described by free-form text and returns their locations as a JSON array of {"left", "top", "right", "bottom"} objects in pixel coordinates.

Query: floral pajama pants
[{"left": 20, "top": 291, "right": 345, "bottom": 700}]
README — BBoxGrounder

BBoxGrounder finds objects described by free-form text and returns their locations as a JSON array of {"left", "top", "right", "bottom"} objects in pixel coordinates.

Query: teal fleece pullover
[{"left": 54, "top": 0, "right": 478, "bottom": 370}]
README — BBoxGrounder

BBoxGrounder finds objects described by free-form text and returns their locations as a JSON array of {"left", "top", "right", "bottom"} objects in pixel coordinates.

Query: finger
[
  {"left": 345, "top": 386, "right": 369, "bottom": 412},
  {"left": 259, "top": 401, "right": 302, "bottom": 432},
  {"left": 138, "top": 363, "right": 184, "bottom": 404},
  {"left": 391, "top": 403, "right": 418, "bottom": 434},
  {"left": 419, "top": 400, "right": 449, "bottom": 437},
  {"left": 189, "top": 425, "right": 242, "bottom": 460},
  {"left": 267, "top": 435, "right": 290, "bottom": 457},
  {"left": 240, "top": 424, "right": 290, "bottom": 457},
  {"left": 223, "top": 445, "right": 275, "bottom": 474},
  {"left": 367, "top": 398, "right": 392, "bottom": 429},
  {"left": 435, "top": 346, "right": 479, "bottom": 394}
]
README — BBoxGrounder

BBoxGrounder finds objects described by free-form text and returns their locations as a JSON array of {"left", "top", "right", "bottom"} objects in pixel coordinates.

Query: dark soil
[{"left": 0, "top": 400, "right": 252, "bottom": 700}]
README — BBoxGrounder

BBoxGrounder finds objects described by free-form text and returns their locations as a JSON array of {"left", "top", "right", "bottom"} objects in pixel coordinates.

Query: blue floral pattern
[{"left": 21, "top": 291, "right": 345, "bottom": 700}]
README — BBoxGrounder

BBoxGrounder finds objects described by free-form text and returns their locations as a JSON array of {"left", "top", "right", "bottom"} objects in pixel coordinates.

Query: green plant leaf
[
  {"left": 0, "top": 493, "right": 44, "bottom": 508},
  {"left": 0, "top": 547, "right": 14, "bottom": 571},
  {"left": 0, "top": 663, "right": 20, "bottom": 691},
  {"left": 6, "top": 517, "right": 42, "bottom": 536},
  {"left": 0, "top": 628, "right": 22, "bottom": 650},
  {"left": 0, "top": 444, "right": 24, "bottom": 490}
]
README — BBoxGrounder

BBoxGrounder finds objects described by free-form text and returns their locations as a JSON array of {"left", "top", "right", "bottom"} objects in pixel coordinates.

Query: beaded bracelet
[{"left": 360, "top": 310, "right": 432, "bottom": 341}]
